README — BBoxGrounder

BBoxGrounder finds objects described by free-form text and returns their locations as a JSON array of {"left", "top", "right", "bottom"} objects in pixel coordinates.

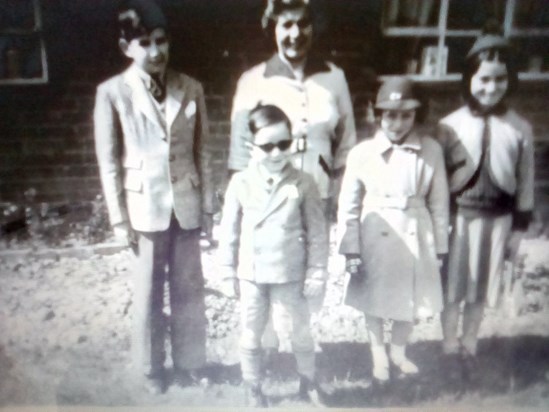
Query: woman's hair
[
  {"left": 261, "top": 0, "right": 313, "bottom": 39},
  {"left": 248, "top": 104, "right": 292, "bottom": 136},
  {"left": 461, "top": 24, "right": 519, "bottom": 106}
]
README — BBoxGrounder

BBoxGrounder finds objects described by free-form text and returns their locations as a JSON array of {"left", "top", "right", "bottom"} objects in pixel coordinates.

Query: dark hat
[
  {"left": 118, "top": 0, "right": 167, "bottom": 41},
  {"left": 375, "top": 77, "right": 421, "bottom": 111},
  {"left": 466, "top": 33, "right": 510, "bottom": 59}
]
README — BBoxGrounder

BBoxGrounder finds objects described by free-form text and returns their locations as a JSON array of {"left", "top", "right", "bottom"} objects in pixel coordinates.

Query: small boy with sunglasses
[{"left": 218, "top": 104, "right": 328, "bottom": 406}]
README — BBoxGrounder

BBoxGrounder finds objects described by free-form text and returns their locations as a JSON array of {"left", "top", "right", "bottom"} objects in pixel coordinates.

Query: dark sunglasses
[
  {"left": 252, "top": 140, "right": 293, "bottom": 153},
  {"left": 138, "top": 36, "right": 168, "bottom": 48}
]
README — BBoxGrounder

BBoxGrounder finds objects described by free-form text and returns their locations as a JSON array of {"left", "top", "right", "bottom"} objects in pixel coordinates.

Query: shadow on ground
[{"left": 264, "top": 335, "right": 549, "bottom": 408}]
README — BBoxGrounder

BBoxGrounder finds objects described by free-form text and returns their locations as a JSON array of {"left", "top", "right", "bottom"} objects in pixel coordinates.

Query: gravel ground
[{"left": 1, "top": 230, "right": 549, "bottom": 409}]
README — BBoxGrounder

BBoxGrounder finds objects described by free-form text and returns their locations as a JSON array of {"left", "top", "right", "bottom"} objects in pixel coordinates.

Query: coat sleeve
[
  {"left": 332, "top": 68, "right": 357, "bottom": 171},
  {"left": 426, "top": 140, "right": 450, "bottom": 254},
  {"left": 193, "top": 81, "right": 215, "bottom": 214},
  {"left": 217, "top": 175, "right": 243, "bottom": 271},
  {"left": 301, "top": 174, "right": 329, "bottom": 276},
  {"left": 228, "top": 72, "right": 255, "bottom": 172},
  {"left": 336, "top": 150, "right": 364, "bottom": 255},
  {"left": 93, "top": 82, "right": 128, "bottom": 227}
]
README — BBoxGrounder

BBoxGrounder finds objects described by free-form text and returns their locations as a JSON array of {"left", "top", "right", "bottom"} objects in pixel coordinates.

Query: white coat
[{"left": 337, "top": 130, "right": 449, "bottom": 321}]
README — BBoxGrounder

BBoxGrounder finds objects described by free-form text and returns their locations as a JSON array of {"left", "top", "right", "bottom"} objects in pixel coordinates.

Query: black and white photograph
[{"left": 1, "top": 0, "right": 549, "bottom": 410}]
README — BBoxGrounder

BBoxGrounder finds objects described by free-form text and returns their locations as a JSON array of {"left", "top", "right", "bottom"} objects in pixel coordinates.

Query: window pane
[
  {"left": 0, "top": 0, "right": 36, "bottom": 30},
  {"left": 447, "top": 0, "right": 507, "bottom": 30},
  {"left": 380, "top": 37, "right": 440, "bottom": 74},
  {"left": 382, "top": 0, "right": 440, "bottom": 28},
  {"left": 512, "top": 38, "right": 549, "bottom": 73},
  {"left": 0, "top": 35, "right": 43, "bottom": 79},
  {"left": 446, "top": 37, "right": 475, "bottom": 73},
  {"left": 514, "top": 0, "right": 549, "bottom": 28}
]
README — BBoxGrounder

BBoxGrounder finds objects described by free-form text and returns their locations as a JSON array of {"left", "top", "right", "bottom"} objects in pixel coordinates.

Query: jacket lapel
[
  {"left": 255, "top": 166, "right": 299, "bottom": 226},
  {"left": 123, "top": 67, "right": 164, "bottom": 130},
  {"left": 165, "top": 70, "right": 185, "bottom": 129}
]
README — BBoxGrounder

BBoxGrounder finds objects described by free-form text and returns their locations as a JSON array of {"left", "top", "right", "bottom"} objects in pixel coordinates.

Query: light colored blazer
[
  {"left": 437, "top": 106, "right": 534, "bottom": 212},
  {"left": 218, "top": 163, "right": 328, "bottom": 284},
  {"left": 94, "top": 65, "right": 214, "bottom": 232}
]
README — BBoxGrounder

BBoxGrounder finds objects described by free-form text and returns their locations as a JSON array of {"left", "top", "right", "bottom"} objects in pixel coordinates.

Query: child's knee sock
[
  {"left": 461, "top": 302, "right": 484, "bottom": 355},
  {"left": 240, "top": 347, "right": 262, "bottom": 386},
  {"left": 370, "top": 344, "right": 389, "bottom": 381},
  {"left": 441, "top": 303, "right": 461, "bottom": 354}
]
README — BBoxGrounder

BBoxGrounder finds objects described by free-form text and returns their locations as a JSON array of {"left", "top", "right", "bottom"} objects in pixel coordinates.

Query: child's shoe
[
  {"left": 371, "top": 345, "right": 390, "bottom": 382},
  {"left": 298, "top": 376, "right": 326, "bottom": 407},
  {"left": 244, "top": 381, "right": 267, "bottom": 408},
  {"left": 389, "top": 344, "right": 418, "bottom": 376}
]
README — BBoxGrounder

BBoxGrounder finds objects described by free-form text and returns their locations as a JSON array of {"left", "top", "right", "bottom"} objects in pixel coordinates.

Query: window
[
  {"left": 0, "top": 0, "right": 48, "bottom": 85},
  {"left": 380, "top": 0, "right": 549, "bottom": 82}
]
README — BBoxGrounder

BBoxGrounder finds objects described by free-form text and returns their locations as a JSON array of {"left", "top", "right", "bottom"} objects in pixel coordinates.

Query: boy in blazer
[
  {"left": 93, "top": 0, "right": 214, "bottom": 393},
  {"left": 218, "top": 104, "right": 328, "bottom": 407}
]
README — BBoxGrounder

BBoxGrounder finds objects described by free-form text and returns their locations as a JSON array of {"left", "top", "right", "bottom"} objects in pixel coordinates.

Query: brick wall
[{"left": 1, "top": 1, "right": 548, "bottom": 222}]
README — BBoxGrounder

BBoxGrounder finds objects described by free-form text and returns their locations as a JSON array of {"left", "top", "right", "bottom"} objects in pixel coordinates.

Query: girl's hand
[
  {"left": 304, "top": 278, "right": 325, "bottom": 298},
  {"left": 505, "top": 231, "right": 524, "bottom": 262},
  {"left": 345, "top": 254, "right": 363, "bottom": 277}
]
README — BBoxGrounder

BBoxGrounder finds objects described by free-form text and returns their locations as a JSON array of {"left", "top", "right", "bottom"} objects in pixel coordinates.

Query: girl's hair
[
  {"left": 261, "top": 0, "right": 314, "bottom": 39},
  {"left": 461, "top": 25, "right": 519, "bottom": 106},
  {"left": 248, "top": 104, "right": 292, "bottom": 136}
]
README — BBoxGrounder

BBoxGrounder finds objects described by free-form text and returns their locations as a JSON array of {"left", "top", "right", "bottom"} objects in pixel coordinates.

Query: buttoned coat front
[
  {"left": 218, "top": 163, "right": 328, "bottom": 284},
  {"left": 229, "top": 54, "right": 356, "bottom": 199},
  {"left": 94, "top": 66, "right": 214, "bottom": 232},
  {"left": 337, "top": 131, "right": 449, "bottom": 321}
]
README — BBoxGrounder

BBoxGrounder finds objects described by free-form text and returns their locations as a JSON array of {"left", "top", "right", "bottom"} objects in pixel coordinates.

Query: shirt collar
[
  {"left": 249, "top": 160, "right": 294, "bottom": 189},
  {"left": 130, "top": 64, "right": 165, "bottom": 89},
  {"left": 372, "top": 129, "right": 422, "bottom": 154},
  {"left": 263, "top": 53, "right": 330, "bottom": 80}
]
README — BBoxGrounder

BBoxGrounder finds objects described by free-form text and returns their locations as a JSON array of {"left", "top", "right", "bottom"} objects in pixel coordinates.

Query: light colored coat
[
  {"left": 94, "top": 65, "right": 214, "bottom": 232},
  {"left": 437, "top": 106, "right": 534, "bottom": 213},
  {"left": 218, "top": 162, "right": 328, "bottom": 284},
  {"left": 337, "top": 130, "right": 449, "bottom": 321},
  {"left": 229, "top": 54, "right": 356, "bottom": 199}
]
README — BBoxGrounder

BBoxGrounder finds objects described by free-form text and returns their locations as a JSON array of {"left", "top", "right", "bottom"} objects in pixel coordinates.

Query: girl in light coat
[
  {"left": 337, "top": 77, "right": 449, "bottom": 383},
  {"left": 437, "top": 29, "right": 534, "bottom": 368}
]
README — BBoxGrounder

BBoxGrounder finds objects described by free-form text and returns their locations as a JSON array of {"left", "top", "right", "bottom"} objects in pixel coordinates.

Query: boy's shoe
[
  {"left": 173, "top": 368, "right": 209, "bottom": 388},
  {"left": 244, "top": 382, "right": 267, "bottom": 408},
  {"left": 143, "top": 369, "right": 167, "bottom": 395},
  {"left": 298, "top": 376, "right": 327, "bottom": 407}
]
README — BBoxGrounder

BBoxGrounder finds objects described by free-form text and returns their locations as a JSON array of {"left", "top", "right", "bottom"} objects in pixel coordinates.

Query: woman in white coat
[{"left": 337, "top": 77, "right": 449, "bottom": 383}]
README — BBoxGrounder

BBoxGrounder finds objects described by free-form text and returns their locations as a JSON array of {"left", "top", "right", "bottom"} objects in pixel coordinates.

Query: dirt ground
[{"left": 1, "top": 232, "right": 549, "bottom": 410}]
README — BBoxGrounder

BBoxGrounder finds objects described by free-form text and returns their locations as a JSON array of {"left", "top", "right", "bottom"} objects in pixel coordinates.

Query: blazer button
[
  {"left": 171, "top": 176, "right": 177, "bottom": 183},
  {"left": 169, "top": 154, "right": 175, "bottom": 162}
]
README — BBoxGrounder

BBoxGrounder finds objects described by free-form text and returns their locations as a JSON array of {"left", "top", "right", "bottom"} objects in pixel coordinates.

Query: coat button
[
  {"left": 169, "top": 154, "right": 175, "bottom": 162},
  {"left": 171, "top": 176, "right": 177, "bottom": 183}
]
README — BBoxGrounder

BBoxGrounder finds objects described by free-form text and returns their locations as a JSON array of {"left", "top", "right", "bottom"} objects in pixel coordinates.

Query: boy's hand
[
  {"left": 113, "top": 222, "right": 137, "bottom": 249},
  {"left": 304, "top": 278, "right": 325, "bottom": 298},
  {"left": 345, "top": 254, "right": 363, "bottom": 277},
  {"left": 201, "top": 212, "right": 214, "bottom": 241},
  {"left": 220, "top": 277, "right": 240, "bottom": 299}
]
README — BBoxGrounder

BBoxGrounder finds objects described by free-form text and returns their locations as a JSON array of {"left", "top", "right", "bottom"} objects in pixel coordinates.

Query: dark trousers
[{"left": 131, "top": 218, "right": 206, "bottom": 376}]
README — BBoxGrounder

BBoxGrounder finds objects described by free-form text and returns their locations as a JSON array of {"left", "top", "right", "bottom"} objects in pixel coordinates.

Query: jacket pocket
[{"left": 123, "top": 157, "right": 143, "bottom": 193}]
